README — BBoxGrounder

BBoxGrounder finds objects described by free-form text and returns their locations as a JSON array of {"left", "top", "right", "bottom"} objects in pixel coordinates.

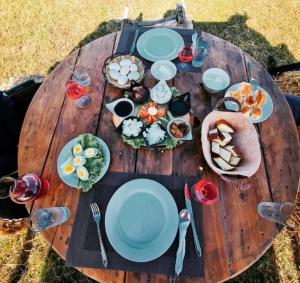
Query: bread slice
[
  {"left": 208, "top": 128, "right": 218, "bottom": 141},
  {"left": 219, "top": 131, "right": 232, "bottom": 145},
  {"left": 230, "top": 156, "right": 242, "bottom": 166},
  {"left": 225, "top": 145, "right": 243, "bottom": 157},
  {"left": 244, "top": 95, "right": 257, "bottom": 107},
  {"left": 219, "top": 147, "right": 232, "bottom": 163},
  {"left": 215, "top": 119, "right": 235, "bottom": 133},
  {"left": 213, "top": 157, "right": 235, "bottom": 171},
  {"left": 211, "top": 141, "right": 220, "bottom": 155}
]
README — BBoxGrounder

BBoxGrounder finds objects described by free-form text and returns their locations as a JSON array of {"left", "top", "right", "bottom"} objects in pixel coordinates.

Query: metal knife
[
  {"left": 184, "top": 182, "right": 202, "bottom": 257},
  {"left": 129, "top": 29, "right": 140, "bottom": 55}
]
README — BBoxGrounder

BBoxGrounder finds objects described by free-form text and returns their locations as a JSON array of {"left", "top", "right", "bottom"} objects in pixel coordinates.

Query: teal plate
[
  {"left": 57, "top": 135, "right": 110, "bottom": 188},
  {"left": 136, "top": 28, "right": 184, "bottom": 62},
  {"left": 225, "top": 83, "right": 273, "bottom": 124},
  {"left": 105, "top": 179, "right": 178, "bottom": 262}
]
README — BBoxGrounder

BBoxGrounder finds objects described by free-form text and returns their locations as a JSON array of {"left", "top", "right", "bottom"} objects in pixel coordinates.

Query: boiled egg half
[
  {"left": 73, "top": 143, "right": 83, "bottom": 156},
  {"left": 76, "top": 166, "right": 89, "bottom": 181},
  {"left": 84, "top": 148, "right": 98, "bottom": 158},
  {"left": 73, "top": 155, "right": 86, "bottom": 167},
  {"left": 62, "top": 161, "right": 75, "bottom": 175}
]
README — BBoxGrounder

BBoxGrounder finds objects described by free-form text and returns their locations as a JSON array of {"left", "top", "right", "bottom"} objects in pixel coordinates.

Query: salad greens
[{"left": 76, "top": 134, "right": 104, "bottom": 192}]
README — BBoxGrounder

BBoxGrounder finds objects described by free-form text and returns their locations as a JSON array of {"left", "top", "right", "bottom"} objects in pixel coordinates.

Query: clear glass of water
[
  {"left": 257, "top": 202, "right": 300, "bottom": 230},
  {"left": 29, "top": 207, "right": 70, "bottom": 232}
]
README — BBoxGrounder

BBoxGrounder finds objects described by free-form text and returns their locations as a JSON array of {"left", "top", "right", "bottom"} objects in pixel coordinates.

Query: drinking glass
[
  {"left": 191, "top": 179, "right": 218, "bottom": 205},
  {"left": 29, "top": 207, "right": 70, "bottom": 232},
  {"left": 9, "top": 174, "right": 50, "bottom": 204},
  {"left": 177, "top": 43, "right": 193, "bottom": 73},
  {"left": 257, "top": 202, "right": 300, "bottom": 230},
  {"left": 66, "top": 55, "right": 92, "bottom": 108},
  {"left": 65, "top": 81, "right": 91, "bottom": 109}
]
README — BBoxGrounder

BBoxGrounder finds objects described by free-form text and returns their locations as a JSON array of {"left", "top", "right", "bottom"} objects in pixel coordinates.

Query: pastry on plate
[
  {"left": 255, "top": 89, "right": 266, "bottom": 107},
  {"left": 251, "top": 106, "right": 262, "bottom": 120},
  {"left": 244, "top": 95, "right": 257, "bottom": 107},
  {"left": 240, "top": 105, "right": 252, "bottom": 116},
  {"left": 240, "top": 82, "right": 253, "bottom": 97}
]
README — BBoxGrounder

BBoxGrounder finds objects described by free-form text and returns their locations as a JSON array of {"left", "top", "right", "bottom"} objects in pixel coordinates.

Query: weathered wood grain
[
  {"left": 204, "top": 33, "right": 278, "bottom": 276},
  {"left": 244, "top": 53, "right": 300, "bottom": 203},
  {"left": 18, "top": 49, "right": 79, "bottom": 176},
  {"left": 18, "top": 30, "right": 299, "bottom": 283}
]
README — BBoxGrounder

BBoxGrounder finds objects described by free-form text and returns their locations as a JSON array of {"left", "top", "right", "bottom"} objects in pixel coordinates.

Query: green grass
[{"left": 0, "top": 0, "right": 300, "bottom": 282}]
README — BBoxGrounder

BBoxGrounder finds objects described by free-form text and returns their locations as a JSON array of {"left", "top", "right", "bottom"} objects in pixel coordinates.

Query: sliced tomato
[
  {"left": 147, "top": 115, "right": 156, "bottom": 123},
  {"left": 156, "top": 108, "right": 166, "bottom": 117},
  {"left": 147, "top": 102, "right": 157, "bottom": 108},
  {"left": 139, "top": 107, "right": 149, "bottom": 119}
]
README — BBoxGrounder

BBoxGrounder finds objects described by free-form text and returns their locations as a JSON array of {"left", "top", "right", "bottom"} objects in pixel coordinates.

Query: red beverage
[
  {"left": 9, "top": 174, "right": 49, "bottom": 204},
  {"left": 178, "top": 44, "right": 194, "bottom": 63},
  {"left": 191, "top": 180, "right": 218, "bottom": 205},
  {"left": 65, "top": 81, "right": 85, "bottom": 99}
]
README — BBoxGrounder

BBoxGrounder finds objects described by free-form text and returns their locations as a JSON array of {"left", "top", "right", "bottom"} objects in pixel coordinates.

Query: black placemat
[
  {"left": 117, "top": 27, "right": 202, "bottom": 73},
  {"left": 66, "top": 172, "right": 204, "bottom": 278}
]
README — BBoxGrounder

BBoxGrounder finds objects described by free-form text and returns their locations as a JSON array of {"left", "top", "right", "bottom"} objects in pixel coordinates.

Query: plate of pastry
[{"left": 224, "top": 82, "right": 273, "bottom": 123}]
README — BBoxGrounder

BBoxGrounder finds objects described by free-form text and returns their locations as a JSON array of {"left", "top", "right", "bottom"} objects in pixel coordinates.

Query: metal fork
[{"left": 90, "top": 202, "right": 108, "bottom": 268}]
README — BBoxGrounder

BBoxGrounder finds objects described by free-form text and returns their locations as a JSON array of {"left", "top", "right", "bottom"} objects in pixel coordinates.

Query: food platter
[{"left": 111, "top": 86, "right": 193, "bottom": 150}]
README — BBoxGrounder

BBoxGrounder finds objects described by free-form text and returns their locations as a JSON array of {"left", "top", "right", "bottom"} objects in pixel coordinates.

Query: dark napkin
[
  {"left": 116, "top": 27, "right": 203, "bottom": 73},
  {"left": 66, "top": 172, "right": 204, "bottom": 278}
]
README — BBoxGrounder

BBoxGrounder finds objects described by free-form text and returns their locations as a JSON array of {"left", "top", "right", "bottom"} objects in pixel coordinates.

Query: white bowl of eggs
[{"left": 103, "top": 54, "right": 145, "bottom": 89}]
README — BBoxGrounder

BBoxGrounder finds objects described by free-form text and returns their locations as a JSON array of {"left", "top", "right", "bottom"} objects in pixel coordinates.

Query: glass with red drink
[
  {"left": 191, "top": 179, "right": 218, "bottom": 205},
  {"left": 9, "top": 174, "right": 50, "bottom": 204},
  {"left": 177, "top": 43, "right": 194, "bottom": 73}
]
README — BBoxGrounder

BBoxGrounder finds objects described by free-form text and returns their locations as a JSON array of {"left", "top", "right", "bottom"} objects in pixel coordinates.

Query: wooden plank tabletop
[{"left": 18, "top": 31, "right": 300, "bottom": 283}]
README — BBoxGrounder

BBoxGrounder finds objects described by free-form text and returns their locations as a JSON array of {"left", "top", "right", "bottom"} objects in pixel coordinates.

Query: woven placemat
[{"left": 66, "top": 172, "right": 204, "bottom": 278}]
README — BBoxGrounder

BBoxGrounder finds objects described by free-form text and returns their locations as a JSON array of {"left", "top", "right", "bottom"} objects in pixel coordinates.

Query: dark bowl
[
  {"left": 142, "top": 123, "right": 167, "bottom": 149},
  {"left": 116, "top": 116, "right": 144, "bottom": 139},
  {"left": 127, "top": 80, "right": 150, "bottom": 104}
]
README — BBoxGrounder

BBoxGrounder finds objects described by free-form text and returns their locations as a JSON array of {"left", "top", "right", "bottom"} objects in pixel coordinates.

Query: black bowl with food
[
  {"left": 142, "top": 123, "right": 166, "bottom": 148},
  {"left": 117, "top": 116, "right": 144, "bottom": 139},
  {"left": 127, "top": 80, "right": 150, "bottom": 104}
]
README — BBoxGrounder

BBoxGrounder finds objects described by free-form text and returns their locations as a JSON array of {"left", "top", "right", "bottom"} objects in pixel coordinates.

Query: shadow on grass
[
  {"left": 8, "top": 229, "right": 35, "bottom": 283},
  {"left": 42, "top": 11, "right": 295, "bottom": 283}
]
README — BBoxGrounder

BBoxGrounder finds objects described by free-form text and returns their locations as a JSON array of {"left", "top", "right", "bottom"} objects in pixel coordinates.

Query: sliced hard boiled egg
[
  {"left": 73, "top": 143, "right": 83, "bottom": 156},
  {"left": 73, "top": 155, "right": 86, "bottom": 166},
  {"left": 84, "top": 148, "right": 98, "bottom": 158},
  {"left": 76, "top": 166, "right": 89, "bottom": 181},
  {"left": 62, "top": 162, "right": 75, "bottom": 175}
]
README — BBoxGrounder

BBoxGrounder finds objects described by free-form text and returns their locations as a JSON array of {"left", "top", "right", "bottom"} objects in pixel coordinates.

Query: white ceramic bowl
[
  {"left": 151, "top": 60, "right": 177, "bottom": 81},
  {"left": 202, "top": 68, "right": 230, "bottom": 93},
  {"left": 167, "top": 118, "right": 192, "bottom": 141}
]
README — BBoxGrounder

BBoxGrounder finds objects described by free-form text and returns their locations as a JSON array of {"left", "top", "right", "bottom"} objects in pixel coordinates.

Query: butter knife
[
  {"left": 129, "top": 29, "right": 140, "bottom": 55},
  {"left": 184, "top": 182, "right": 202, "bottom": 257}
]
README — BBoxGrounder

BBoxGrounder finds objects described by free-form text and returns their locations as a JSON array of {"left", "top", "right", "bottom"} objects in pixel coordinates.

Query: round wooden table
[{"left": 19, "top": 31, "right": 300, "bottom": 283}]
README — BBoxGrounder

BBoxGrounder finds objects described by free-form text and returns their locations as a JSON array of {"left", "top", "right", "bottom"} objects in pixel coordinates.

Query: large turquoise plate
[
  {"left": 57, "top": 135, "right": 110, "bottom": 188},
  {"left": 136, "top": 28, "right": 184, "bottom": 62},
  {"left": 105, "top": 179, "right": 178, "bottom": 262},
  {"left": 225, "top": 83, "right": 273, "bottom": 124}
]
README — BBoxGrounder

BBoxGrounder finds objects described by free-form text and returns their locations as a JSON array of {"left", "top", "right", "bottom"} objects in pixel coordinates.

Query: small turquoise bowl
[{"left": 202, "top": 68, "right": 230, "bottom": 94}]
